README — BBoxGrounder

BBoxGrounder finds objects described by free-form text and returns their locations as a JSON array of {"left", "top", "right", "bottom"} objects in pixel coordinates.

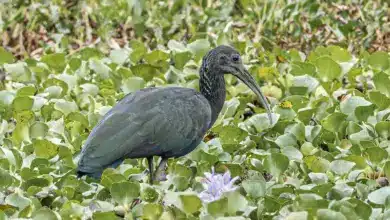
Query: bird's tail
[
  {"left": 73, "top": 151, "right": 88, "bottom": 178},
  {"left": 76, "top": 170, "right": 88, "bottom": 178}
]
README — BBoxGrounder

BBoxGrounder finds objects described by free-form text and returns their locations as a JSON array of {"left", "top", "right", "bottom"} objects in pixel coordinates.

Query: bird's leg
[
  {"left": 147, "top": 157, "right": 154, "bottom": 185},
  {"left": 154, "top": 157, "right": 168, "bottom": 182}
]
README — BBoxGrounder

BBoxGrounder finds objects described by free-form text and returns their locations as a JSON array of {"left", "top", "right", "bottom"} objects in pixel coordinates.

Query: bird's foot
[
  {"left": 154, "top": 170, "right": 167, "bottom": 182},
  {"left": 152, "top": 157, "right": 168, "bottom": 183},
  {"left": 142, "top": 169, "right": 150, "bottom": 175}
]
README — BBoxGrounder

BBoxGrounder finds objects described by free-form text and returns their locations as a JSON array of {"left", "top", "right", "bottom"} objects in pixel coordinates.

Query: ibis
[{"left": 76, "top": 45, "right": 272, "bottom": 183}]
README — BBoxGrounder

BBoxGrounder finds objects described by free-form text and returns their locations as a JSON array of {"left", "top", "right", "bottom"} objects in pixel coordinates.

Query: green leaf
[
  {"left": 274, "top": 106, "right": 296, "bottom": 120},
  {"left": 317, "top": 209, "right": 347, "bottom": 220},
  {"left": 216, "top": 217, "right": 246, "bottom": 220},
  {"left": 130, "top": 40, "right": 147, "bottom": 63},
  {"left": 78, "top": 47, "right": 104, "bottom": 60},
  {"left": 328, "top": 46, "right": 352, "bottom": 62},
  {"left": 281, "top": 146, "right": 303, "bottom": 162},
  {"left": 0, "top": 47, "right": 15, "bottom": 64},
  {"left": 242, "top": 171, "right": 266, "bottom": 198},
  {"left": 369, "top": 91, "right": 390, "bottom": 110},
  {"left": 355, "top": 104, "right": 376, "bottom": 122},
  {"left": 43, "top": 78, "right": 68, "bottom": 97},
  {"left": 288, "top": 122, "right": 305, "bottom": 141},
  {"left": 41, "top": 53, "right": 66, "bottom": 73},
  {"left": 308, "top": 173, "right": 328, "bottom": 184},
  {"left": 54, "top": 100, "right": 78, "bottom": 116},
  {"left": 59, "top": 201, "right": 84, "bottom": 219},
  {"left": 207, "top": 197, "right": 228, "bottom": 217},
  {"left": 285, "top": 211, "right": 308, "bottom": 220},
  {"left": 368, "top": 186, "right": 390, "bottom": 205},
  {"left": 376, "top": 121, "right": 390, "bottom": 138},
  {"left": 365, "top": 147, "right": 388, "bottom": 164},
  {"left": 32, "top": 207, "right": 59, "bottom": 220},
  {"left": 304, "top": 156, "right": 330, "bottom": 173},
  {"left": 226, "top": 191, "right": 248, "bottom": 214},
  {"left": 373, "top": 72, "right": 390, "bottom": 97},
  {"left": 174, "top": 164, "right": 192, "bottom": 178},
  {"left": 187, "top": 39, "right": 210, "bottom": 61},
  {"left": 142, "top": 204, "right": 163, "bottom": 219},
  {"left": 384, "top": 161, "right": 390, "bottom": 179},
  {"left": 33, "top": 139, "right": 58, "bottom": 159},
  {"left": 173, "top": 176, "right": 189, "bottom": 191},
  {"left": 130, "top": 64, "right": 161, "bottom": 81},
  {"left": 245, "top": 113, "right": 279, "bottom": 132},
  {"left": 5, "top": 192, "right": 31, "bottom": 211},
  {"left": 0, "top": 91, "right": 15, "bottom": 106},
  {"left": 65, "top": 112, "right": 89, "bottom": 127},
  {"left": 173, "top": 51, "right": 192, "bottom": 70},
  {"left": 315, "top": 56, "right": 342, "bottom": 82},
  {"left": 290, "top": 62, "right": 316, "bottom": 76},
  {"left": 292, "top": 75, "right": 319, "bottom": 94},
  {"left": 329, "top": 160, "right": 355, "bottom": 175},
  {"left": 121, "top": 77, "right": 145, "bottom": 94},
  {"left": 0, "top": 167, "right": 13, "bottom": 190},
  {"left": 68, "top": 57, "right": 81, "bottom": 71},
  {"left": 16, "top": 86, "right": 36, "bottom": 97},
  {"left": 264, "top": 153, "right": 289, "bottom": 176},
  {"left": 12, "top": 97, "right": 34, "bottom": 112},
  {"left": 368, "top": 51, "right": 390, "bottom": 70},
  {"left": 275, "top": 133, "right": 297, "bottom": 148},
  {"left": 110, "top": 181, "right": 140, "bottom": 205},
  {"left": 340, "top": 96, "right": 373, "bottom": 121},
  {"left": 218, "top": 125, "right": 247, "bottom": 150},
  {"left": 321, "top": 112, "right": 347, "bottom": 132},
  {"left": 110, "top": 49, "right": 130, "bottom": 65},
  {"left": 167, "top": 40, "right": 187, "bottom": 52},
  {"left": 301, "top": 142, "right": 317, "bottom": 156},
  {"left": 179, "top": 194, "right": 202, "bottom": 214},
  {"left": 29, "top": 122, "right": 49, "bottom": 139},
  {"left": 92, "top": 211, "right": 117, "bottom": 220},
  {"left": 261, "top": 85, "right": 283, "bottom": 99},
  {"left": 144, "top": 50, "right": 169, "bottom": 66},
  {"left": 89, "top": 59, "right": 111, "bottom": 79},
  {"left": 4, "top": 62, "right": 31, "bottom": 81}
]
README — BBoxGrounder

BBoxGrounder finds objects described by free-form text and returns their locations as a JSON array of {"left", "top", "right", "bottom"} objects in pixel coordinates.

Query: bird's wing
[{"left": 77, "top": 87, "right": 211, "bottom": 174}]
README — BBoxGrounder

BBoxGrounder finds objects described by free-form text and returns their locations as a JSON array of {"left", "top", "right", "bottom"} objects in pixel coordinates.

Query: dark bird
[{"left": 76, "top": 45, "right": 272, "bottom": 183}]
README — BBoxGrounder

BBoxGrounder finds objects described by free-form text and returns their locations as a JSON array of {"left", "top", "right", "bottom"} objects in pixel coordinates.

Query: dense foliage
[{"left": 1, "top": 0, "right": 390, "bottom": 219}]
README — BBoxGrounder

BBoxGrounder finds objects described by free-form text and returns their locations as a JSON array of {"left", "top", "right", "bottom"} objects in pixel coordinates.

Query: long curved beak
[{"left": 235, "top": 66, "right": 273, "bottom": 124}]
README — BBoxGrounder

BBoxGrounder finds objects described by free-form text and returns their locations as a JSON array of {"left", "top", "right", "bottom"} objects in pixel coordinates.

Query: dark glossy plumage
[
  {"left": 76, "top": 45, "right": 272, "bottom": 181},
  {"left": 77, "top": 87, "right": 211, "bottom": 178}
]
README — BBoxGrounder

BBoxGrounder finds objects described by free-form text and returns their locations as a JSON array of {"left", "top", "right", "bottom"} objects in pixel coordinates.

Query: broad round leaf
[
  {"left": 179, "top": 194, "right": 202, "bottom": 214},
  {"left": 368, "top": 51, "right": 390, "bottom": 70},
  {"left": 110, "top": 181, "right": 140, "bottom": 205},
  {"left": 0, "top": 47, "right": 15, "bottom": 64},
  {"left": 33, "top": 139, "right": 58, "bottom": 159},
  {"left": 329, "top": 160, "right": 355, "bottom": 176},
  {"left": 315, "top": 56, "right": 342, "bottom": 82},
  {"left": 316, "top": 209, "right": 347, "bottom": 220},
  {"left": 32, "top": 207, "right": 60, "bottom": 220},
  {"left": 368, "top": 187, "right": 390, "bottom": 205},
  {"left": 264, "top": 153, "right": 289, "bottom": 176}
]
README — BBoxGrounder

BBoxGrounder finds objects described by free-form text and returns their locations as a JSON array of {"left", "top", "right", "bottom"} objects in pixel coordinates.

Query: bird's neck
[{"left": 199, "top": 68, "right": 226, "bottom": 127}]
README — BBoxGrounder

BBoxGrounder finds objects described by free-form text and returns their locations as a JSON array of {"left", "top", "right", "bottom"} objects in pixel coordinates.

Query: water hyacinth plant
[{"left": 199, "top": 168, "right": 240, "bottom": 203}]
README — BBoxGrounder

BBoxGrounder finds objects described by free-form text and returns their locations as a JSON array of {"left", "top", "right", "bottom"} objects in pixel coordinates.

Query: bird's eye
[{"left": 232, "top": 54, "right": 240, "bottom": 62}]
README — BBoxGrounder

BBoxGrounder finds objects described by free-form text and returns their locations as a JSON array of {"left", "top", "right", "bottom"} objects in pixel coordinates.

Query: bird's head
[{"left": 202, "top": 45, "right": 273, "bottom": 124}]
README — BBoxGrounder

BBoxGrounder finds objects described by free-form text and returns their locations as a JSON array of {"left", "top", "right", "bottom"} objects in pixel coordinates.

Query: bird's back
[{"left": 76, "top": 86, "right": 212, "bottom": 178}]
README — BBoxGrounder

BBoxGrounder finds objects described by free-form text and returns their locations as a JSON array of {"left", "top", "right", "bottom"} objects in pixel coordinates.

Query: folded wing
[{"left": 77, "top": 87, "right": 211, "bottom": 177}]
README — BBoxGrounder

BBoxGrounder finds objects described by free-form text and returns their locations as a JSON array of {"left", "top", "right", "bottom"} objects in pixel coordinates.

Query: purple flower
[{"left": 199, "top": 167, "right": 239, "bottom": 203}]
